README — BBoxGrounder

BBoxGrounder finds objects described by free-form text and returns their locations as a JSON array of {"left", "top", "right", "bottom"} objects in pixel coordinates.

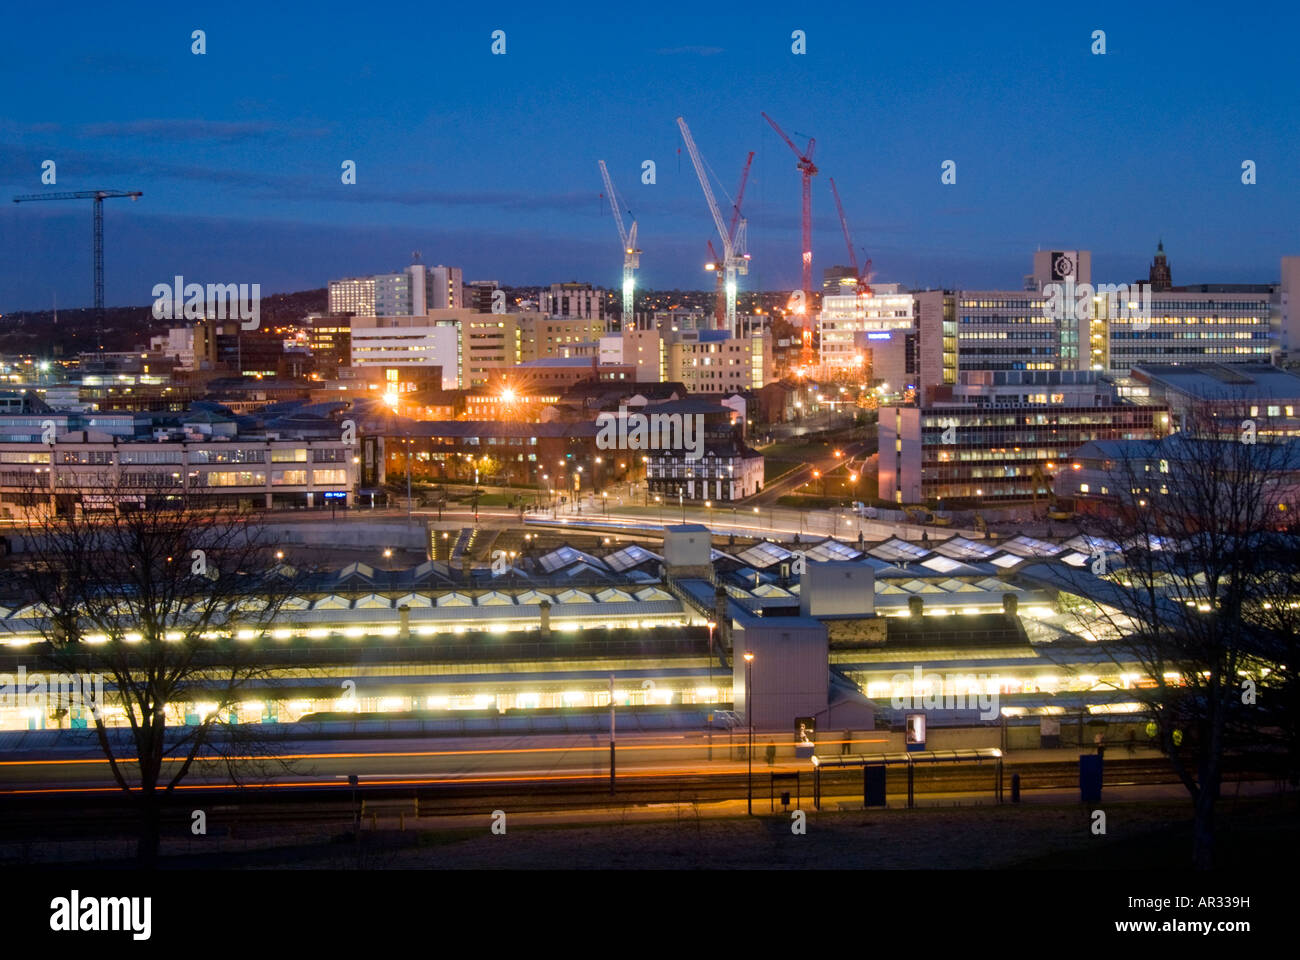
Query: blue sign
[
  {"left": 323, "top": 491, "right": 346, "bottom": 500},
  {"left": 867, "top": 332, "right": 892, "bottom": 340}
]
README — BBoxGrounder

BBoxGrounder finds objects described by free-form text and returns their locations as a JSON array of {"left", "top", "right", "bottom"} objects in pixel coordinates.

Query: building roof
[{"left": 1132, "top": 363, "right": 1300, "bottom": 401}]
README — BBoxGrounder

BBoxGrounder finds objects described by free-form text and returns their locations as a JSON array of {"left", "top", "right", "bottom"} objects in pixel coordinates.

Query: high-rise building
[
  {"left": 329, "top": 264, "right": 462, "bottom": 317},
  {"left": 327, "top": 277, "right": 376, "bottom": 317}
]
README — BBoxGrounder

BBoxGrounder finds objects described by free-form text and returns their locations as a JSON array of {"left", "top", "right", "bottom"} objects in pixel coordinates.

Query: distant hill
[
  {"left": 0, "top": 289, "right": 328, "bottom": 356},
  {"left": 0, "top": 285, "right": 801, "bottom": 357}
]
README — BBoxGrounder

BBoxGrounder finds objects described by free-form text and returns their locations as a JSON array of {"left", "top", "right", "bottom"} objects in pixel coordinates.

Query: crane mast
[
  {"left": 761, "top": 112, "right": 818, "bottom": 322},
  {"left": 12, "top": 189, "right": 143, "bottom": 353},
  {"left": 828, "top": 177, "right": 872, "bottom": 298},
  {"left": 598, "top": 161, "right": 640, "bottom": 328},
  {"left": 677, "top": 117, "right": 749, "bottom": 334}
]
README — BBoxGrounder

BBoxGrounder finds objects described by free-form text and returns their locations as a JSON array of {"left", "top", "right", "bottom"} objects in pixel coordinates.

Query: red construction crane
[
  {"left": 828, "top": 176, "right": 872, "bottom": 298},
  {"left": 705, "top": 151, "right": 755, "bottom": 329},
  {"left": 762, "top": 112, "right": 817, "bottom": 319}
]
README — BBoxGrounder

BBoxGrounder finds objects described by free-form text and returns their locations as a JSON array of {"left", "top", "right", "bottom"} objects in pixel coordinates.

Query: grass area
[
  {"left": 759, "top": 439, "right": 833, "bottom": 461},
  {"left": 764, "top": 460, "right": 802, "bottom": 483},
  {"left": 468, "top": 493, "right": 518, "bottom": 507}
]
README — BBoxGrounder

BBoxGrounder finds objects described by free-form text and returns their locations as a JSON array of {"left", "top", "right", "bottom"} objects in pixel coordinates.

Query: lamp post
[
  {"left": 405, "top": 436, "right": 413, "bottom": 520},
  {"left": 609, "top": 673, "right": 616, "bottom": 795},
  {"left": 706, "top": 620, "right": 716, "bottom": 687},
  {"left": 744, "top": 652, "right": 755, "bottom": 815}
]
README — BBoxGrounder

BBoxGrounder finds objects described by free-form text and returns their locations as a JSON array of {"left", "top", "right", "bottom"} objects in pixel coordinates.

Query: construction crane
[
  {"left": 677, "top": 117, "right": 750, "bottom": 334},
  {"left": 761, "top": 112, "right": 817, "bottom": 319},
  {"left": 828, "top": 176, "right": 872, "bottom": 298},
  {"left": 597, "top": 162, "right": 640, "bottom": 327},
  {"left": 12, "top": 189, "right": 143, "bottom": 352},
  {"left": 705, "top": 151, "right": 754, "bottom": 329}
]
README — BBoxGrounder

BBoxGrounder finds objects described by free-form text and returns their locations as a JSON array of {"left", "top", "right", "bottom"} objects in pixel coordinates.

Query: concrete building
[
  {"left": 349, "top": 314, "right": 462, "bottom": 389},
  {"left": 1127, "top": 363, "right": 1300, "bottom": 439},
  {"left": 0, "top": 413, "right": 358, "bottom": 519},
  {"left": 878, "top": 370, "right": 1167, "bottom": 504},
  {"left": 329, "top": 264, "right": 463, "bottom": 317},
  {"left": 520, "top": 314, "right": 607, "bottom": 361},
  {"left": 1278, "top": 257, "right": 1300, "bottom": 361},
  {"left": 540, "top": 282, "right": 605, "bottom": 320},
  {"left": 667, "top": 329, "right": 771, "bottom": 393},
  {"left": 460, "top": 312, "right": 522, "bottom": 388},
  {"left": 1102, "top": 291, "right": 1273, "bottom": 372},
  {"left": 818, "top": 285, "right": 915, "bottom": 383}
]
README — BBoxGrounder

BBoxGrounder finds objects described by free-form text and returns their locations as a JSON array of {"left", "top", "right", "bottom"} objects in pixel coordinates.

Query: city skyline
[{"left": 3, "top": 1, "right": 1299, "bottom": 310}]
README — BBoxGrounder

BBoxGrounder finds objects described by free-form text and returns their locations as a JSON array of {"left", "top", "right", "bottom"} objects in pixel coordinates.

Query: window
[
  {"left": 272, "top": 448, "right": 308, "bottom": 462},
  {"left": 272, "top": 470, "right": 307, "bottom": 485},
  {"left": 205, "top": 471, "right": 265, "bottom": 487},
  {"left": 313, "top": 469, "right": 347, "bottom": 485}
]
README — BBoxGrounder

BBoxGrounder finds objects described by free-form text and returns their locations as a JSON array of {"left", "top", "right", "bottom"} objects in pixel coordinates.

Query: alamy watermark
[
  {"left": 596, "top": 405, "right": 704, "bottom": 460},
  {"left": 151, "top": 275, "right": 260, "bottom": 330},
  {"left": 890, "top": 665, "right": 1001, "bottom": 720},
  {"left": 1043, "top": 279, "right": 1152, "bottom": 331},
  {"left": 0, "top": 666, "right": 103, "bottom": 715}
]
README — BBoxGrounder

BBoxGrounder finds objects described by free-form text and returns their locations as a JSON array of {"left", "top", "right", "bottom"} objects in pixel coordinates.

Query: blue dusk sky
[{"left": 1, "top": 0, "right": 1297, "bottom": 310}]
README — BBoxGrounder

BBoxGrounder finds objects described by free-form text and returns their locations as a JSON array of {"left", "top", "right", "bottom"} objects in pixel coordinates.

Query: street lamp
[
  {"left": 744, "top": 651, "right": 755, "bottom": 815},
  {"left": 706, "top": 620, "right": 716, "bottom": 686}
]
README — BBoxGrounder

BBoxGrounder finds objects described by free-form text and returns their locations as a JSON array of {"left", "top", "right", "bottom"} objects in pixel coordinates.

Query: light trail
[{"left": 0, "top": 737, "right": 889, "bottom": 767}]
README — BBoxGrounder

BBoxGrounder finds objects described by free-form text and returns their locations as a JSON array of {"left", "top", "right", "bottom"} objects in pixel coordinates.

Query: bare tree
[
  {"left": 4, "top": 473, "right": 308, "bottom": 867},
  {"left": 1060, "top": 402, "right": 1300, "bottom": 868}
]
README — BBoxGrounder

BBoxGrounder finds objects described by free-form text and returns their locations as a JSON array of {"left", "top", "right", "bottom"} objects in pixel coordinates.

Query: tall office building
[
  {"left": 329, "top": 264, "right": 463, "bottom": 316},
  {"left": 817, "top": 284, "right": 915, "bottom": 381}
]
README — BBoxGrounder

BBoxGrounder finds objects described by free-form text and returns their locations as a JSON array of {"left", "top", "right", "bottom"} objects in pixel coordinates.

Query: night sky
[{"left": 1, "top": 0, "right": 1297, "bottom": 311}]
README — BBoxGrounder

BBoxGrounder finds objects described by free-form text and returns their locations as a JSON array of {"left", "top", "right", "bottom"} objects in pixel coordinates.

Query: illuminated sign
[{"left": 867, "top": 332, "right": 891, "bottom": 340}]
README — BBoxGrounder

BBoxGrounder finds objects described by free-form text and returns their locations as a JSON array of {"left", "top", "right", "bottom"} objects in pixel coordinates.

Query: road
[{"left": 0, "top": 730, "right": 1262, "bottom": 800}]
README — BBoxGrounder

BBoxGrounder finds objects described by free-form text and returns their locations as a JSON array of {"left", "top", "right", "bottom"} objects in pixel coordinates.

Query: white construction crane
[
  {"left": 676, "top": 117, "right": 749, "bottom": 334},
  {"left": 597, "top": 160, "right": 640, "bottom": 327}
]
